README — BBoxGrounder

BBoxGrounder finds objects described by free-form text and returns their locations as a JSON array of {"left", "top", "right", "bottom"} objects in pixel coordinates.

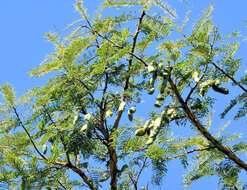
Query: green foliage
[{"left": 1, "top": 0, "right": 247, "bottom": 189}]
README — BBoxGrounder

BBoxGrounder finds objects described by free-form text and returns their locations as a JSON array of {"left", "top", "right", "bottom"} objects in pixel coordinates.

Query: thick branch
[
  {"left": 108, "top": 11, "right": 146, "bottom": 190},
  {"left": 66, "top": 162, "right": 96, "bottom": 190},
  {"left": 168, "top": 76, "right": 247, "bottom": 171}
]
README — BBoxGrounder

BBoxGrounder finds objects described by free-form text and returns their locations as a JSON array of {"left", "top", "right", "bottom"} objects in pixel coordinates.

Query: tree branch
[
  {"left": 107, "top": 11, "right": 146, "bottom": 190},
  {"left": 12, "top": 106, "right": 48, "bottom": 161},
  {"left": 210, "top": 61, "right": 247, "bottom": 94},
  {"left": 185, "top": 64, "right": 208, "bottom": 103},
  {"left": 168, "top": 76, "right": 247, "bottom": 171}
]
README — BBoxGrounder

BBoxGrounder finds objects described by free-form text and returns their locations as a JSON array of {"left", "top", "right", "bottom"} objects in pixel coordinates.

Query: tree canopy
[{"left": 0, "top": 0, "right": 247, "bottom": 189}]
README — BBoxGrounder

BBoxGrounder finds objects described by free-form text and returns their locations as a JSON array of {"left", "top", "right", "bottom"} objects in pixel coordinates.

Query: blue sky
[{"left": 1, "top": 0, "right": 247, "bottom": 189}]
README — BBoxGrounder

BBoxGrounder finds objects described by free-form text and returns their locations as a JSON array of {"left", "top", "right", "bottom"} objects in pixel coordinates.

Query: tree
[{"left": 0, "top": 0, "right": 247, "bottom": 189}]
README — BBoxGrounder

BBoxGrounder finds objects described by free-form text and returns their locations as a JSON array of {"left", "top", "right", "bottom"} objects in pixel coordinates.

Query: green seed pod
[
  {"left": 162, "top": 69, "right": 170, "bottom": 78},
  {"left": 135, "top": 128, "right": 146, "bottom": 136},
  {"left": 105, "top": 110, "right": 113, "bottom": 118},
  {"left": 148, "top": 117, "right": 162, "bottom": 138},
  {"left": 143, "top": 119, "right": 152, "bottom": 130},
  {"left": 99, "top": 171, "right": 110, "bottom": 182},
  {"left": 146, "top": 138, "right": 155, "bottom": 145},
  {"left": 42, "top": 144, "right": 47, "bottom": 154},
  {"left": 148, "top": 87, "right": 155, "bottom": 95},
  {"left": 80, "top": 124, "right": 88, "bottom": 132},
  {"left": 160, "top": 79, "right": 168, "bottom": 94},
  {"left": 212, "top": 84, "right": 229, "bottom": 95},
  {"left": 84, "top": 113, "right": 91, "bottom": 121},
  {"left": 150, "top": 77, "right": 155, "bottom": 86},
  {"left": 199, "top": 79, "right": 214, "bottom": 97},
  {"left": 128, "top": 111, "right": 133, "bottom": 121},
  {"left": 167, "top": 108, "right": 176, "bottom": 116},
  {"left": 148, "top": 65, "right": 155, "bottom": 73},
  {"left": 156, "top": 94, "right": 165, "bottom": 101},
  {"left": 154, "top": 100, "right": 164, "bottom": 108},
  {"left": 129, "top": 107, "right": 136, "bottom": 114}
]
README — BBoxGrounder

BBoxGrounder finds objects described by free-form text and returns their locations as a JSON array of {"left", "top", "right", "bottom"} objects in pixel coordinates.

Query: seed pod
[
  {"left": 148, "top": 117, "right": 162, "bottom": 138},
  {"left": 129, "top": 107, "right": 136, "bottom": 114},
  {"left": 146, "top": 138, "right": 155, "bottom": 145},
  {"left": 105, "top": 110, "right": 113, "bottom": 118},
  {"left": 80, "top": 124, "right": 88, "bottom": 132},
  {"left": 212, "top": 84, "right": 229, "bottom": 95},
  {"left": 199, "top": 79, "right": 214, "bottom": 97},
  {"left": 128, "top": 110, "right": 133, "bottom": 121},
  {"left": 156, "top": 94, "right": 165, "bottom": 101},
  {"left": 160, "top": 79, "right": 167, "bottom": 94},
  {"left": 148, "top": 65, "right": 155, "bottom": 73},
  {"left": 148, "top": 87, "right": 155, "bottom": 95},
  {"left": 146, "top": 122, "right": 154, "bottom": 136},
  {"left": 154, "top": 100, "right": 164, "bottom": 108},
  {"left": 143, "top": 120, "right": 152, "bottom": 130},
  {"left": 135, "top": 128, "right": 146, "bottom": 136},
  {"left": 99, "top": 171, "right": 110, "bottom": 182},
  {"left": 42, "top": 144, "right": 47, "bottom": 154},
  {"left": 192, "top": 71, "right": 200, "bottom": 82},
  {"left": 73, "top": 113, "right": 79, "bottom": 125},
  {"left": 149, "top": 77, "right": 155, "bottom": 86},
  {"left": 150, "top": 72, "right": 157, "bottom": 87},
  {"left": 84, "top": 113, "right": 91, "bottom": 121},
  {"left": 167, "top": 108, "right": 177, "bottom": 117}
]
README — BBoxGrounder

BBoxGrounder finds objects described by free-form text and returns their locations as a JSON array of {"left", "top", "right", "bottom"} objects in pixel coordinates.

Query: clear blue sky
[{"left": 1, "top": 0, "right": 247, "bottom": 189}]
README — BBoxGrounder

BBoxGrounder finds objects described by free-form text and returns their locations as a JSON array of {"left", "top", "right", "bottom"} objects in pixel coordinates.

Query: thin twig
[
  {"left": 57, "top": 180, "right": 68, "bottom": 190},
  {"left": 185, "top": 64, "right": 208, "bottom": 103},
  {"left": 210, "top": 61, "right": 247, "bottom": 94},
  {"left": 12, "top": 107, "right": 48, "bottom": 161}
]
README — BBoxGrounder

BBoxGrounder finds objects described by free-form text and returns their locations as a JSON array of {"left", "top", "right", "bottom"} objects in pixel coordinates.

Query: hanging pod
[
  {"left": 128, "top": 110, "right": 133, "bottom": 121},
  {"left": 147, "top": 117, "right": 162, "bottom": 142},
  {"left": 154, "top": 100, "right": 164, "bottom": 108},
  {"left": 135, "top": 127, "right": 146, "bottom": 136},
  {"left": 143, "top": 119, "right": 152, "bottom": 130},
  {"left": 148, "top": 87, "right": 155, "bottom": 95},
  {"left": 80, "top": 124, "right": 88, "bottom": 133},
  {"left": 146, "top": 137, "right": 155, "bottom": 145},
  {"left": 105, "top": 110, "right": 113, "bottom": 118},
  {"left": 156, "top": 94, "right": 165, "bottom": 101},
  {"left": 159, "top": 68, "right": 170, "bottom": 79},
  {"left": 148, "top": 65, "right": 156, "bottom": 73},
  {"left": 128, "top": 106, "right": 136, "bottom": 121},
  {"left": 84, "top": 113, "right": 91, "bottom": 121},
  {"left": 150, "top": 72, "right": 158, "bottom": 86},
  {"left": 212, "top": 83, "right": 229, "bottom": 94},
  {"left": 166, "top": 108, "right": 178, "bottom": 119},
  {"left": 129, "top": 107, "right": 136, "bottom": 114},
  {"left": 160, "top": 78, "right": 168, "bottom": 94}
]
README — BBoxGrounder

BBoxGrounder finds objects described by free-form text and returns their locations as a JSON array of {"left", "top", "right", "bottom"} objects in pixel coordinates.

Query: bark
[{"left": 168, "top": 76, "right": 247, "bottom": 171}]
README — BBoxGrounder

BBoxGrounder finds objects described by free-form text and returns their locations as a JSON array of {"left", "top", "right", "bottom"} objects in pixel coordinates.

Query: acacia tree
[{"left": 1, "top": 0, "right": 247, "bottom": 189}]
